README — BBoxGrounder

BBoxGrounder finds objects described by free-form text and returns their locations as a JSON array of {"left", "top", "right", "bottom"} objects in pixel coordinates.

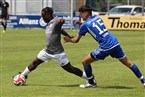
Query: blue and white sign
[
  {"left": 6, "top": 15, "right": 80, "bottom": 29},
  {"left": 7, "top": 15, "right": 46, "bottom": 28}
]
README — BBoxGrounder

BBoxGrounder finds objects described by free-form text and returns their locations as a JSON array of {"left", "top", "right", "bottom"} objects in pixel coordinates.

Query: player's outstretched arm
[
  {"left": 75, "top": 20, "right": 82, "bottom": 25},
  {"left": 61, "top": 29, "right": 72, "bottom": 38},
  {"left": 58, "top": 19, "right": 72, "bottom": 38},
  {"left": 64, "top": 35, "right": 82, "bottom": 43}
]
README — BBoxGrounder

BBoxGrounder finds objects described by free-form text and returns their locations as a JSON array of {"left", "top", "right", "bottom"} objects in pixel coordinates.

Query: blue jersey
[{"left": 78, "top": 15, "right": 119, "bottom": 50}]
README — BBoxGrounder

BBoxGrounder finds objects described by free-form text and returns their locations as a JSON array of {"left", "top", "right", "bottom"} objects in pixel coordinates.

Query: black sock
[{"left": 1, "top": 22, "right": 6, "bottom": 31}]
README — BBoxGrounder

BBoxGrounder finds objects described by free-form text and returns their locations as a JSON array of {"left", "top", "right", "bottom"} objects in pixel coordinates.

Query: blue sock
[
  {"left": 130, "top": 64, "right": 145, "bottom": 83},
  {"left": 84, "top": 65, "right": 94, "bottom": 84}
]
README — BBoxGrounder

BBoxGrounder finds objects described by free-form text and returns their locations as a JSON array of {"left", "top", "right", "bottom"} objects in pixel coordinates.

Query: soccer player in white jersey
[
  {"left": 64, "top": 5, "right": 145, "bottom": 88},
  {"left": 13, "top": 7, "right": 88, "bottom": 85}
]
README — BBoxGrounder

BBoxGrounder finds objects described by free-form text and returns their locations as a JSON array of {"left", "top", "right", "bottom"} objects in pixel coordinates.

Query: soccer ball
[{"left": 13, "top": 74, "right": 26, "bottom": 86}]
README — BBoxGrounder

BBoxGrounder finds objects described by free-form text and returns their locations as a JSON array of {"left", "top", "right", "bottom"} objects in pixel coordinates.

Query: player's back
[{"left": 84, "top": 15, "right": 119, "bottom": 49}]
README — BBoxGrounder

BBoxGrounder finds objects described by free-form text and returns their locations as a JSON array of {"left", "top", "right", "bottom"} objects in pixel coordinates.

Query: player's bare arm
[
  {"left": 64, "top": 35, "right": 82, "bottom": 43},
  {"left": 61, "top": 29, "right": 73, "bottom": 38},
  {"left": 75, "top": 20, "right": 82, "bottom": 25},
  {"left": 58, "top": 19, "right": 73, "bottom": 38}
]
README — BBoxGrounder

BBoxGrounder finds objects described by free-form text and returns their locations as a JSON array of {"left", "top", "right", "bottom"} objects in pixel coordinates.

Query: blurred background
[
  {"left": 0, "top": 0, "right": 144, "bottom": 16},
  {"left": 0, "top": 0, "right": 144, "bottom": 29}
]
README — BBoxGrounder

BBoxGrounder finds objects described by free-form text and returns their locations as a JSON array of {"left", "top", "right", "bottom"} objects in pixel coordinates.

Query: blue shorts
[{"left": 90, "top": 45, "right": 125, "bottom": 60}]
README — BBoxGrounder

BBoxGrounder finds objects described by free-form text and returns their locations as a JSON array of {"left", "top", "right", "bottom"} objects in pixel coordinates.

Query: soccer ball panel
[{"left": 13, "top": 74, "right": 26, "bottom": 86}]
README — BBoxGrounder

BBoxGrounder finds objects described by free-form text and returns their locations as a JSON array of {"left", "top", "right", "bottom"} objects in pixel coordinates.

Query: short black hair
[
  {"left": 78, "top": 5, "right": 92, "bottom": 14},
  {"left": 42, "top": 7, "right": 53, "bottom": 15}
]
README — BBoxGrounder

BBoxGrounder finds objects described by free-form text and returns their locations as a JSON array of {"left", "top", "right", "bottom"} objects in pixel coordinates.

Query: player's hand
[
  {"left": 75, "top": 20, "right": 82, "bottom": 25},
  {"left": 69, "top": 36, "right": 74, "bottom": 38},
  {"left": 64, "top": 36, "right": 72, "bottom": 43}
]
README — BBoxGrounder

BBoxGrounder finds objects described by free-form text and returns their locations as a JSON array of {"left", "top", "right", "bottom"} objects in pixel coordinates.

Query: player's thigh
[
  {"left": 37, "top": 49, "right": 51, "bottom": 62},
  {"left": 54, "top": 52, "right": 69, "bottom": 66},
  {"left": 90, "top": 48, "right": 109, "bottom": 60},
  {"left": 110, "top": 45, "right": 125, "bottom": 59}
]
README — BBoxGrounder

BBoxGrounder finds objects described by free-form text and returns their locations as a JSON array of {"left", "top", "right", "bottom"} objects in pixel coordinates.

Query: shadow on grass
[
  {"left": 28, "top": 84, "right": 134, "bottom": 89},
  {"left": 28, "top": 84, "right": 79, "bottom": 87},
  {"left": 98, "top": 85, "right": 134, "bottom": 89}
]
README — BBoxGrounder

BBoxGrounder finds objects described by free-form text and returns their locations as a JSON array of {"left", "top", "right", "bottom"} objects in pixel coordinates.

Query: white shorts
[{"left": 37, "top": 49, "right": 69, "bottom": 66}]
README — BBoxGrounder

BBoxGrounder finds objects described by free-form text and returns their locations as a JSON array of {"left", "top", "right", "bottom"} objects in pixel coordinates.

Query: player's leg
[
  {"left": 1, "top": 17, "right": 6, "bottom": 32},
  {"left": 82, "top": 54, "right": 96, "bottom": 84},
  {"left": 20, "top": 49, "right": 48, "bottom": 78},
  {"left": 62, "top": 62, "right": 97, "bottom": 88},
  {"left": 61, "top": 62, "right": 88, "bottom": 79},
  {"left": 79, "top": 48, "right": 110, "bottom": 88},
  {"left": 21, "top": 58, "right": 44, "bottom": 77},
  {"left": 55, "top": 52, "right": 87, "bottom": 79},
  {"left": 2, "top": 17, "right": 7, "bottom": 31},
  {"left": 119, "top": 57, "right": 145, "bottom": 87},
  {"left": 79, "top": 54, "right": 96, "bottom": 88},
  {"left": 112, "top": 45, "right": 145, "bottom": 87},
  {"left": 1, "top": 19, "right": 5, "bottom": 29}
]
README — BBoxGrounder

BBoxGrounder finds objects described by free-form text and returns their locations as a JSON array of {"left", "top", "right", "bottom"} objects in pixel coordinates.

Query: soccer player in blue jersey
[{"left": 64, "top": 5, "right": 145, "bottom": 88}]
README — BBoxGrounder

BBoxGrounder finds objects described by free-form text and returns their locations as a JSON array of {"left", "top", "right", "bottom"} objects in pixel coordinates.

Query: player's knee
[
  {"left": 120, "top": 57, "right": 133, "bottom": 68},
  {"left": 82, "top": 60, "right": 88, "bottom": 65}
]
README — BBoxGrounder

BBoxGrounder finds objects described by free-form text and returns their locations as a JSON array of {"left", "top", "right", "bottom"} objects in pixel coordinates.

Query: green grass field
[{"left": 0, "top": 29, "right": 145, "bottom": 97}]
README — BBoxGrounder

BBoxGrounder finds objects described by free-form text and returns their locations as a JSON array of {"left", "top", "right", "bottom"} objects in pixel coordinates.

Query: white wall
[
  {"left": 7, "top": 0, "right": 73, "bottom": 15},
  {"left": 16, "top": 0, "right": 26, "bottom": 15}
]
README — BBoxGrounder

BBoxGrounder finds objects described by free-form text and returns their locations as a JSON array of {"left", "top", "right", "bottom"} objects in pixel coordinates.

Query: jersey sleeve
[{"left": 78, "top": 23, "right": 88, "bottom": 36}]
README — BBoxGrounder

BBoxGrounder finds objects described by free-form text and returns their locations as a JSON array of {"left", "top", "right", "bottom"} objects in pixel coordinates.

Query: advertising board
[
  {"left": 100, "top": 16, "right": 145, "bottom": 30},
  {"left": 4, "top": 15, "right": 79, "bottom": 29}
]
